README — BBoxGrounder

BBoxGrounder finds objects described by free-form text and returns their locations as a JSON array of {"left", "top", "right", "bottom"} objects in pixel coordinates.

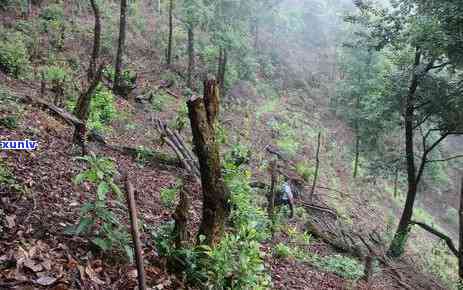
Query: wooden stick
[
  {"left": 310, "top": 132, "right": 321, "bottom": 199},
  {"left": 125, "top": 176, "right": 147, "bottom": 290}
]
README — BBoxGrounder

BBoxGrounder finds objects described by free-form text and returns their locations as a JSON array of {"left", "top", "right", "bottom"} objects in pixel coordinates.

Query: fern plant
[{"left": 67, "top": 154, "right": 133, "bottom": 262}]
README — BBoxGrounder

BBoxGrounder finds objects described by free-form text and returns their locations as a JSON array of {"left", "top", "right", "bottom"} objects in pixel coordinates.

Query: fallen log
[{"left": 23, "top": 95, "right": 84, "bottom": 127}]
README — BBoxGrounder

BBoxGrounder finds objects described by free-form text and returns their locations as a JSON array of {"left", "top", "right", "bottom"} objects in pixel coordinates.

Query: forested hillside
[{"left": 0, "top": 0, "right": 463, "bottom": 289}]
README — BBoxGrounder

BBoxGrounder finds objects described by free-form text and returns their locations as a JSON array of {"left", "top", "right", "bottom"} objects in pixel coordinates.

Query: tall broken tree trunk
[
  {"left": 114, "top": 0, "right": 128, "bottom": 96},
  {"left": 72, "top": 4, "right": 103, "bottom": 155},
  {"left": 88, "top": 0, "right": 101, "bottom": 82},
  {"left": 73, "top": 69, "right": 103, "bottom": 154},
  {"left": 187, "top": 80, "right": 229, "bottom": 246}
]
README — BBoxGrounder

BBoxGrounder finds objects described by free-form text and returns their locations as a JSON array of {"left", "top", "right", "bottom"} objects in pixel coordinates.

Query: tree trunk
[
  {"left": 88, "top": 0, "right": 101, "bottom": 82},
  {"left": 310, "top": 132, "right": 321, "bottom": 200},
  {"left": 353, "top": 92, "right": 360, "bottom": 178},
  {"left": 459, "top": 176, "right": 463, "bottom": 282},
  {"left": 114, "top": 0, "right": 128, "bottom": 96},
  {"left": 166, "top": 0, "right": 174, "bottom": 66},
  {"left": 216, "top": 48, "right": 227, "bottom": 96},
  {"left": 387, "top": 49, "right": 421, "bottom": 258},
  {"left": 187, "top": 25, "right": 194, "bottom": 88},
  {"left": 73, "top": 68, "right": 103, "bottom": 154},
  {"left": 188, "top": 80, "right": 229, "bottom": 246}
]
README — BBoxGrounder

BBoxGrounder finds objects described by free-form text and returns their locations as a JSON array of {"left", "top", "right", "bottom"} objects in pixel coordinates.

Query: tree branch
[
  {"left": 410, "top": 220, "right": 458, "bottom": 257},
  {"left": 427, "top": 155, "right": 463, "bottom": 163}
]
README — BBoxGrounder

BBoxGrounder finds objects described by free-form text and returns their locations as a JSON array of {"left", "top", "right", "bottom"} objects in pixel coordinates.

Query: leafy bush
[
  {"left": 151, "top": 91, "right": 172, "bottom": 112},
  {"left": 39, "top": 4, "right": 64, "bottom": 22},
  {"left": 153, "top": 160, "right": 271, "bottom": 289},
  {"left": 42, "top": 65, "right": 68, "bottom": 82},
  {"left": 67, "top": 154, "right": 133, "bottom": 261},
  {"left": 0, "top": 116, "right": 17, "bottom": 129},
  {"left": 0, "top": 31, "right": 31, "bottom": 78},
  {"left": 274, "top": 243, "right": 293, "bottom": 259},
  {"left": 0, "top": 161, "right": 25, "bottom": 194},
  {"left": 295, "top": 161, "right": 315, "bottom": 182},
  {"left": 67, "top": 86, "right": 118, "bottom": 132},
  {"left": 200, "top": 161, "right": 271, "bottom": 289},
  {"left": 313, "top": 254, "right": 364, "bottom": 280},
  {"left": 160, "top": 185, "right": 179, "bottom": 208},
  {"left": 172, "top": 103, "right": 188, "bottom": 133}
]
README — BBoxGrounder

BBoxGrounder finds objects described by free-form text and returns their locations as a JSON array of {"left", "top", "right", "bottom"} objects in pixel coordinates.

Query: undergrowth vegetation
[{"left": 67, "top": 154, "right": 133, "bottom": 262}]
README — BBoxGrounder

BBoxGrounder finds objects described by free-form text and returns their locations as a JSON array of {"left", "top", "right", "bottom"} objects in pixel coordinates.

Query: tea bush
[
  {"left": 0, "top": 30, "right": 31, "bottom": 78},
  {"left": 312, "top": 254, "right": 364, "bottom": 280},
  {"left": 153, "top": 158, "right": 271, "bottom": 289},
  {"left": 67, "top": 154, "right": 133, "bottom": 261}
]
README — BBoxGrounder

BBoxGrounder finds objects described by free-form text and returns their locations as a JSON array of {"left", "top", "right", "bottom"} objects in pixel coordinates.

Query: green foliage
[
  {"left": 269, "top": 120, "right": 300, "bottom": 157},
  {"left": 295, "top": 161, "right": 315, "bottom": 182},
  {"left": 420, "top": 241, "right": 459, "bottom": 289},
  {"left": 312, "top": 254, "right": 364, "bottom": 280},
  {"left": 42, "top": 65, "right": 68, "bottom": 82},
  {"left": 172, "top": 103, "right": 188, "bottom": 133},
  {"left": 0, "top": 30, "right": 31, "bottom": 78},
  {"left": 151, "top": 91, "right": 172, "bottom": 112},
  {"left": 67, "top": 154, "right": 133, "bottom": 262},
  {"left": 39, "top": 4, "right": 64, "bottom": 22},
  {"left": 153, "top": 159, "right": 271, "bottom": 289},
  {"left": 274, "top": 243, "right": 293, "bottom": 258},
  {"left": 0, "top": 116, "right": 18, "bottom": 129},
  {"left": 159, "top": 184, "right": 179, "bottom": 208},
  {"left": 67, "top": 86, "right": 118, "bottom": 132},
  {"left": 103, "top": 66, "right": 136, "bottom": 87},
  {"left": 0, "top": 161, "right": 24, "bottom": 194}
]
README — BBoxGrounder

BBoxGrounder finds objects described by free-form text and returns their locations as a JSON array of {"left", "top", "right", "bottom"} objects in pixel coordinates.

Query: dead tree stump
[
  {"left": 173, "top": 182, "right": 190, "bottom": 248},
  {"left": 187, "top": 79, "right": 229, "bottom": 246}
]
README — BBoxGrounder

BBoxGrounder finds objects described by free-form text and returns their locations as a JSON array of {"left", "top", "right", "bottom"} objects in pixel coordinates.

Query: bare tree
[
  {"left": 88, "top": 0, "right": 101, "bottom": 82},
  {"left": 166, "top": 0, "right": 175, "bottom": 66},
  {"left": 187, "top": 80, "right": 229, "bottom": 246},
  {"left": 114, "top": 0, "right": 128, "bottom": 96}
]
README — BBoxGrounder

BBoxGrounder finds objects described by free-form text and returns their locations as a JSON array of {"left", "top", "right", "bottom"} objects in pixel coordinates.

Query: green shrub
[
  {"left": 67, "top": 154, "right": 133, "bottom": 261},
  {"left": 153, "top": 161, "right": 271, "bottom": 289},
  {"left": 160, "top": 185, "right": 179, "bottom": 208},
  {"left": 151, "top": 92, "right": 172, "bottom": 112},
  {"left": 0, "top": 31, "right": 31, "bottom": 78},
  {"left": 313, "top": 254, "right": 364, "bottom": 280},
  {"left": 39, "top": 4, "right": 64, "bottom": 22},
  {"left": 172, "top": 103, "right": 188, "bottom": 133},
  {"left": 0, "top": 116, "right": 18, "bottom": 129},
  {"left": 0, "top": 161, "right": 25, "bottom": 194},
  {"left": 274, "top": 243, "right": 294, "bottom": 259},
  {"left": 295, "top": 161, "right": 315, "bottom": 182},
  {"left": 67, "top": 86, "right": 118, "bottom": 132}
]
